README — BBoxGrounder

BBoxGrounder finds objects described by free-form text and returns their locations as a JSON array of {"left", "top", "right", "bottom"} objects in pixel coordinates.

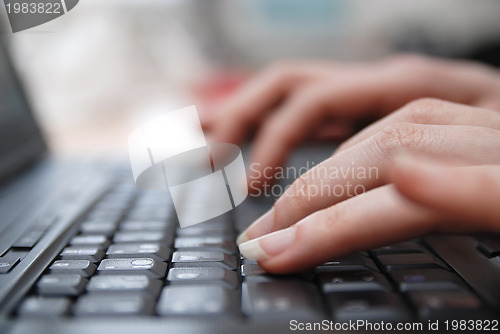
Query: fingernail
[
  {"left": 239, "top": 227, "right": 296, "bottom": 261},
  {"left": 236, "top": 208, "right": 275, "bottom": 246}
]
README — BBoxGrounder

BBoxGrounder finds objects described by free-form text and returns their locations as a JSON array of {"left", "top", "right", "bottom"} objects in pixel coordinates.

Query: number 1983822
[{"left": 5, "top": 2, "right": 62, "bottom": 14}]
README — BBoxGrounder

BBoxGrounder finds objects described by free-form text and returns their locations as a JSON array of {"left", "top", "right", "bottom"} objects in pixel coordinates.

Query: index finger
[
  {"left": 237, "top": 123, "right": 500, "bottom": 244},
  {"left": 240, "top": 185, "right": 439, "bottom": 273},
  {"left": 209, "top": 63, "right": 334, "bottom": 145}
]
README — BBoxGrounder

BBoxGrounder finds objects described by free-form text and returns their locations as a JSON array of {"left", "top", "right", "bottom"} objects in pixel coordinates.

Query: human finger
[{"left": 238, "top": 123, "right": 500, "bottom": 244}]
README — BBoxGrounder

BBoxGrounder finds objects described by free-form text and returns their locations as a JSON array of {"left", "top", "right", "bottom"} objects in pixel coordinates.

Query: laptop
[{"left": 0, "top": 36, "right": 498, "bottom": 334}]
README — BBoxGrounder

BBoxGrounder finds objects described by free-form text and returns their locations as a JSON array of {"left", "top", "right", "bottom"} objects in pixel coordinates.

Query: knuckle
[
  {"left": 375, "top": 122, "right": 427, "bottom": 155},
  {"left": 402, "top": 98, "right": 446, "bottom": 123},
  {"left": 312, "top": 204, "right": 355, "bottom": 251},
  {"left": 317, "top": 206, "right": 342, "bottom": 231}
]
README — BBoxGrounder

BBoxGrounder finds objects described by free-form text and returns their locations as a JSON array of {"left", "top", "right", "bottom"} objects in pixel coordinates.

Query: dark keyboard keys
[
  {"left": 69, "top": 235, "right": 110, "bottom": 249},
  {"left": 60, "top": 246, "right": 104, "bottom": 263},
  {"left": 315, "top": 253, "right": 379, "bottom": 272},
  {"left": 176, "top": 226, "right": 234, "bottom": 238},
  {"left": 18, "top": 297, "right": 71, "bottom": 317},
  {"left": 12, "top": 228, "right": 46, "bottom": 248},
  {"left": 408, "top": 289, "right": 483, "bottom": 320},
  {"left": 390, "top": 268, "right": 464, "bottom": 292},
  {"left": 120, "top": 220, "right": 171, "bottom": 231},
  {"left": 97, "top": 258, "right": 167, "bottom": 278},
  {"left": 86, "top": 275, "right": 162, "bottom": 296},
  {"left": 113, "top": 231, "right": 173, "bottom": 246},
  {"left": 168, "top": 267, "right": 238, "bottom": 289},
  {"left": 241, "top": 263, "right": 266, "bottom": 277},
  {"left": 175, "top": 236, "right": 237, "bottom": 254},
  {"left": 377, "top": 253, "right": 447, "bottom": 271},
  {"left": 157, "top": 285, "right": 238, "bottom": 316},
  {"left": 242, "top": 280, "right": 322, "bottom": 318},
  {"left": 326, "top": 291, "right": 409, "bottom": 322},
  {"left": 0, "top": 255, "right": 20, "bottom": 274},
  {"left": 476, "top": 234, "right": 500, "bottom": 258},
  {"left": 319, "top": 270, "right": 391, "bottom": 293},
  {"left": 106, "top": 243, "right": 171, "bottom": 261},
  {"left": 172, "top": 251, "right": 237, "bottom": 270},
  {"left": 80, "top": 221, "right": 118, "bottom": 236},
  {"left": 74, "top": 294, "right": 155, "bottom": 316},
  {"left": 37, "top": 274, "right": 88, "bottom": 296},
  {"left": 49, "top": 260, "right": 97, "bottom": 277},
  {"left": 372, "top": 241, "right": 427, "bottom": 255},
  {"left": 127, "top": 208, "right": 170, "bottom": 220},
  {"left": 86, "top": 209, "right": 123, "bottom": 222}
]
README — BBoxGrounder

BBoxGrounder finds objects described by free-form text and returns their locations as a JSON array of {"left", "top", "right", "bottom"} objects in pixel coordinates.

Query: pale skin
[{"left": 203, "top": 54, "right": 500, "bottom": 274}]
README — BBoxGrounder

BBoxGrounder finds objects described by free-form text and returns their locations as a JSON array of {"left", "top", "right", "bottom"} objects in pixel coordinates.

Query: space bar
[{"left": 425, "top": 235, "right": 500, "bottom": 308}]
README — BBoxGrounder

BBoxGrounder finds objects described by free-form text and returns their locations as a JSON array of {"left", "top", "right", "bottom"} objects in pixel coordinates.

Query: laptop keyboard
[{"left": 13, "top": 176, "right": 498, "bottom": 321}]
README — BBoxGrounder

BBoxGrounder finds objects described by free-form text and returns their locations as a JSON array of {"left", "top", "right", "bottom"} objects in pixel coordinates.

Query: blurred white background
[{"left": 1, "top": 0, "right": 500, "bottom": 153}]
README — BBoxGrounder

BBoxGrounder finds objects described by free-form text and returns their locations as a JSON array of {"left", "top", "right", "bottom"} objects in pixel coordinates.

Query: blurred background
[{"left": 1, "top": 0, "right": 500, "bottom": 153}]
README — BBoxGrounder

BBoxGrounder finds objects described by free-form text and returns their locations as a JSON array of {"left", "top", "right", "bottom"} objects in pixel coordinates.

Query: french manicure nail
[
  {"left": 239, "top": 227, "right": 296, "bottom": 261},
  {"left": 236, "top": 208, "right": 275, "bottom": 246}
]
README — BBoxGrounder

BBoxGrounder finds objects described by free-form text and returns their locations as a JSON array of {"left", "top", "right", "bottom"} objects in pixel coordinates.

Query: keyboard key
[
  {"left": 49, "top": 260, "right": 97, "bottom": 277},
  {"left": 326, "top": 291, "right": 409, "bottom": 322},
  {"left": 60, "top": 246, "right": 104, "bottom": 263},
  {"left": 18, "top": 297, "right": 71, "bottom": 317},
  {"left": 319, "top": 270, "right": 391, "bottom": 293},
  {"left": 176, "top": 226, "right": 234, "bottom": 238},
  {"left": 80, "top": 221, "right": 118, "bottom": 236},
  {"left": 97, "top": 258, "right": 167, "bottom": 278},
  {"left": 127, "top": 209, "right": 169, "bottom": 220},
  {"left": 241, "top": 263, "right": 266, "bottom": 276},
  {"left": 93, "top": 200, "right": 131, "bottom": 211},
  {"left": 476, "top": 234, "right": 500, "bottom": 258},
  {"left": 390, "top": 268, "right": 464, "bottom": 292},
  {"left": 74, "top": 294, "right": 155, "bottom": 316},
  {"left": 157, "top": 285, "right": 238, "bottom": 316},
  {"left": 168, "top": 267, "right": 238, "bottom": 288},
  {"left": 12, "top": 228, "right": 46, "bottom": 248},
  {"left": 0, "top": 255, "right": 20, "bottom": 274},
  {"left": 372, "top": 241, "right": 427, "bottom": 255},
  {"left": 315, "top": 253, "right": 379, "bottom": 272},
  {"left": 242, "top": 280, "right": 322, "bottom": 318},
  {"left": 175, "top": 236, "right": 237, "bottom": 254},
  {"left": 377, "top": 253, "right": 447, "bottom": 271},
  {"left": 37, "top": 274, "right": 88, "bottom": 296},
  {"left": 87, "top": 275, "right": 162, "bottom": 296},
  {"left": 408, "top": 289, "right": 483, "bottom": 320},
  {"left": 113, "top": 231, "right": 173, "bottom": 246},
  {"left": 69, "top": 235, "right": 109, "bottom": 249},
  {"left": 86, "top": 209, "right": 123, "bottom": 221},
  {"left": 172, "top": 251, "right": 237, "bottom": 270},
  {"left": 106, "top": 243, "right": 171, "bottom": 261},
  {"left": 120, "top": 220, "right": 171, "bottom": 231}
]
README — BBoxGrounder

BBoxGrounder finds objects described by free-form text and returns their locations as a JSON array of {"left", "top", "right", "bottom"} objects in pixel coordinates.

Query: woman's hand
[
  {"left": 205, "top": 55, "right": 500, "bottom": 188},
  {"left": 237, "top": 99, "right": 500, "bottom": 273}
]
